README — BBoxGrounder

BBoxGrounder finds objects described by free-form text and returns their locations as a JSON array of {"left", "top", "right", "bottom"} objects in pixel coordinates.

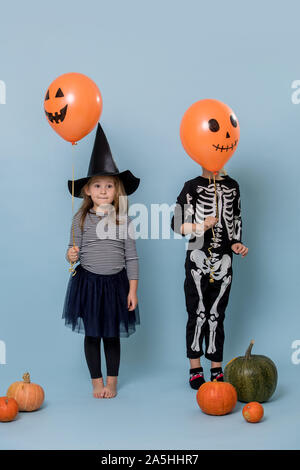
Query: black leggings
[{"left": 84, "top": 336, "right": 120, "bottom": 378}]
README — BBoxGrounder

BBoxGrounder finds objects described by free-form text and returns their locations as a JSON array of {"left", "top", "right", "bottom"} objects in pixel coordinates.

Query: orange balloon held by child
[
  {"left": 242, "top": 402, "right": 264, "bottom": 423},
  {"left": 180, "top": 99, "right": 240, "bottom": 173},
  {"left": 44, "top": 72, "right": 102, "bottom": 144}
]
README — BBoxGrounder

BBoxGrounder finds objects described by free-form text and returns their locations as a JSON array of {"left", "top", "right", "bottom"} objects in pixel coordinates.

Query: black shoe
[
  {"left": 210, "top": 367, "right": 224, "bottom": 382},
  {"left": 189, "top": 367, "right": 205, "bottom": 390}
]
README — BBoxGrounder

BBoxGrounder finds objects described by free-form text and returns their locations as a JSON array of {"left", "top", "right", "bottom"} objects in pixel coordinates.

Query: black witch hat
[{"left": 68, "top": 123, "right": 140, "bottom": 197}]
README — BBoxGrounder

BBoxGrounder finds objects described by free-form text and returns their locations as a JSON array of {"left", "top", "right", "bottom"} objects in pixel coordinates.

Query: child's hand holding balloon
[
  {"left": 67, "top": 246, "right": 80, "bottom": 263},
  {"left": 204, "top": 216, "right": 219, "bottom": 231}
]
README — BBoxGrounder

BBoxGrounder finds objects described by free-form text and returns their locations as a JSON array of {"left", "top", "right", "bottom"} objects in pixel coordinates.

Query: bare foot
[
  {"left": 102, "top": 376, "right": 118, "bottom": 398},
  {"left": 92, "top": 378, "right": 105, "bottom": 398}
]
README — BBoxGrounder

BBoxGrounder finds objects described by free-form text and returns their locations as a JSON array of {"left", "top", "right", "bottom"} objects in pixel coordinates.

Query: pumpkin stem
[
  {"left": 23, "top": 372, "right": 31, "bottom": 383},
  {"left": 245, "top": 340, "right": 255, "bottom": 359}
]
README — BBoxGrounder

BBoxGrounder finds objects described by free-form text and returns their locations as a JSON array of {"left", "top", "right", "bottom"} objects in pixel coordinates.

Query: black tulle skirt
[{"left": 62, "top": 264, "right": 140, "bottom": 338}]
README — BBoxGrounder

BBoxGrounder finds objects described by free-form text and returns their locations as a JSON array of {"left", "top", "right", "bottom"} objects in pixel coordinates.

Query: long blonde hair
[{"left": 75, "top": 175, "right": 128, "bottom": 231}]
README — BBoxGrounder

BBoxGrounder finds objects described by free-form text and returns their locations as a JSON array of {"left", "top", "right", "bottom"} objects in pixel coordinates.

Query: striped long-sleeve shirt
[{"left": 65, "top": 209, "right": 139, "bottom": 280}]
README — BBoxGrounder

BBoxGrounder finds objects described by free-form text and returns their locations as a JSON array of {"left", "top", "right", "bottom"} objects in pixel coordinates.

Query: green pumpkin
[{"left": 224, "top": 340, "right": 278, "bottom": 403}]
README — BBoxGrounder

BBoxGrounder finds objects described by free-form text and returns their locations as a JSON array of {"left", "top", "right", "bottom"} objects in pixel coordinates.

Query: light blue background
[{"left": 0, "top": 0, "right": 299, "bottom": 450}]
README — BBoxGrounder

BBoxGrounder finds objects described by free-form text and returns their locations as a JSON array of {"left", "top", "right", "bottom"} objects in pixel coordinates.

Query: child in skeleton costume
[{"left": 171, "top": 167, "right": 248, "bottom": 389}]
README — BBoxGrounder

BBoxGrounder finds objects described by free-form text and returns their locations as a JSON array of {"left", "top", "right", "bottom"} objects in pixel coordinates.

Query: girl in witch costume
[
  {"left": 62, "top": 123, "right": 140, "bottom": 399},
  {"left": 171, "top": 99, "right": 248, "bottom": 390}
]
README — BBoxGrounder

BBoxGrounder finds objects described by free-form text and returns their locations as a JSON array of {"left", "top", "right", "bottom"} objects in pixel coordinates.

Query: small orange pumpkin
[
  {"left": 6, "top": 372, "right": 44, "bottom": 412},
  {"left": 0, "top": 397, "right": 19, "bottom": 422},
  {"left": 242, "top": 402, "right": 264, "bottom": 423},
  {"left": 196, "top": 380, "right": 237, "bottom": 416}
]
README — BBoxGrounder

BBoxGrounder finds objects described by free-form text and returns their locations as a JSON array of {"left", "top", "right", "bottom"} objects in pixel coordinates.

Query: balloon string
[
  {"left": 207, "top": 172, "right": 219, "bottom": 283},
  {"left": 69, "top": 142, "right": 77, "bottom": 277}
]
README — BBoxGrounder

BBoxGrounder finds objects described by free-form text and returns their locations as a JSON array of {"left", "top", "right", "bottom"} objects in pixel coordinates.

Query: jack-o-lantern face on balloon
[
  {"left": 44, "top": 72, "right": 102, "bottom": 144},
  {"left": 44, "top": 87, "right": 68, "bottom": 124},
  {"left": 180, "top": 99, "right": 240, "bottom": 173}
]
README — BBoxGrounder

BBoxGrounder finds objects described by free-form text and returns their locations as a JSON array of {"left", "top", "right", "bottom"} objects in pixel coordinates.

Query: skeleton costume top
[
  {"left": 171, "top": 174, "right": 242, "bottom": 254},
  {"left": 171, "top": 174, "right": 243, "bottom": 362}
]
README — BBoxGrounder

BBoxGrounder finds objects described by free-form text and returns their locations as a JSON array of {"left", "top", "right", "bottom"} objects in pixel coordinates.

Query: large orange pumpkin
[
  {"left": 196, "top": 380, "right": 237, "bottom": 416},
  {"left": 0, "top": 397, "right": 19, "bottom": 422},
  {"left": 6, "top": 372, "right": 44, "bottom": 412},
  {"left": 242, "top": 402, "right": 264, "bottom": 423}
]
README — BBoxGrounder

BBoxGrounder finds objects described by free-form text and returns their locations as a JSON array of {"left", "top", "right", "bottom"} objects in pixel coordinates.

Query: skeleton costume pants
[{"left": 184, "top": 249, "right": 233, "bottom": 362}]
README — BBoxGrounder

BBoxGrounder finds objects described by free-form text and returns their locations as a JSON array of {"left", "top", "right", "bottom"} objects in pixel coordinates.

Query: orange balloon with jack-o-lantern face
[
  {"left": 44, "top": 72, "right": 102, "bottom": 144},
  {"left": 180, "top": 99, "right": 240, "bottom": 173}
]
